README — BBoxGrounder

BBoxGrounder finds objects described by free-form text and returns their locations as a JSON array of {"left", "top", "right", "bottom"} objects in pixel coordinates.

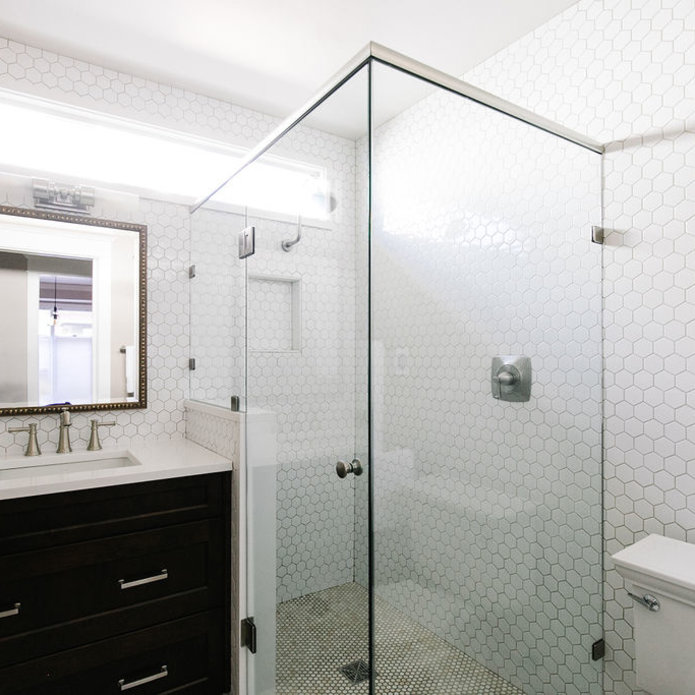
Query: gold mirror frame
[{"left": 0, "top": 205, "right": 147, "bottom": 416}]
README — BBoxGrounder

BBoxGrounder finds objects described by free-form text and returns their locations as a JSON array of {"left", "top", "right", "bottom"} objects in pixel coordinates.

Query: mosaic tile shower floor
[{"left": 276, "top": 582, "right": 524, "bottom": 694}]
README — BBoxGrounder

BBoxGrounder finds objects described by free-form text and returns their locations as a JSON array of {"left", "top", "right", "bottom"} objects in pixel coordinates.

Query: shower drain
[{"left": 339, "top": 659, "right": 375, "bottom": 684}]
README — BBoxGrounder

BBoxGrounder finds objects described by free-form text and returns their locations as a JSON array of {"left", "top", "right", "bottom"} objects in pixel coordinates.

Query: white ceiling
[{"left": 0, "top": 0, "right": 577, "bottom": 123}]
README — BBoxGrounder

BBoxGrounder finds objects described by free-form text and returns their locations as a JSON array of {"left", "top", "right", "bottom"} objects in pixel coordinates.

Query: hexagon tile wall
[
  {"left": 465, "top": 1, "right": 695, "bottom": 693},
  {"left": 243, "top": 206, "right": 360, "bottom": 601}
]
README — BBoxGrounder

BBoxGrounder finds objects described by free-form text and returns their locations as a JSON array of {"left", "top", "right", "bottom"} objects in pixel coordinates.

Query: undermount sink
[{"left": 0, "top": 454, "right": 140, "bottom": 480}]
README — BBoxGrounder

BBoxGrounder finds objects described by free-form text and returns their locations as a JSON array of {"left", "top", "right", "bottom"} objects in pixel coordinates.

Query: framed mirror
[{"left": 0, "top": 205, "right": 146, "bottom": 415}]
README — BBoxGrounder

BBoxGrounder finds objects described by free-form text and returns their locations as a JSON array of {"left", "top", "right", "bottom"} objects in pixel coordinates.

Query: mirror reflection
[{"left": 0, "top": 207, "right": 145, "bottom": 413}]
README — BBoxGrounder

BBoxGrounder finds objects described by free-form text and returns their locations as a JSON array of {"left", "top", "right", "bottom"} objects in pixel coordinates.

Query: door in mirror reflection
[{"left": 37, "top": 272, "right": 94, "bottom": 404}]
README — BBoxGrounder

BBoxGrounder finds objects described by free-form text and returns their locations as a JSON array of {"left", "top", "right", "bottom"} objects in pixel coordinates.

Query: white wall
[
  {"left": 464, "top": 2, "right": 695, "bottom": 693},
  {"left": 109, "top": 232, "right": 137, "bottom": 399},
  {"left": 0, "top": 261, "right": 28, "bottom": 402}
]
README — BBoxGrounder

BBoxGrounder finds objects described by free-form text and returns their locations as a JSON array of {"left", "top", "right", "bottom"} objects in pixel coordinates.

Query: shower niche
[{"left": 247, "top": 275, "right": 302, "bottom": 353}]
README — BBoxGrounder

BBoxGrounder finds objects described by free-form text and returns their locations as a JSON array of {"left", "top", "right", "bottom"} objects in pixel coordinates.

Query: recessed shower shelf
[{"left": 248, "top": 274, "right": 302, "bottom": 352}]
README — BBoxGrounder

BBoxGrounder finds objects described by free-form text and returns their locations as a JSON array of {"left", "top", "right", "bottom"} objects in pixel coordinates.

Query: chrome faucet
[
  {"left": 57, "top": 408, "right": 72, "bottom": 454},
  {"left": 87, "top": 419, "right": 116, "bottom": 451},
  {"left": 8, "top": 423, "right": 41, "bottom": 456}
]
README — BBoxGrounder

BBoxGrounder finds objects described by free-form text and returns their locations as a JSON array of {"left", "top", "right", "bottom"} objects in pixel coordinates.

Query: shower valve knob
[
  {"left": 491, "top": 356, "right": 532, "bottom": 402},
  {"left": 494, "top": 369, "right": 518, "bottom": 387},
  {"left": 336, "top": 458, "right": 363, "bottom": 478}
]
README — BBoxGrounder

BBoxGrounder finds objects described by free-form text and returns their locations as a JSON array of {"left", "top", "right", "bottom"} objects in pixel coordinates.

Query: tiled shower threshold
[{"left": 277, "top": 582, "right": 523, "bottom": 694}]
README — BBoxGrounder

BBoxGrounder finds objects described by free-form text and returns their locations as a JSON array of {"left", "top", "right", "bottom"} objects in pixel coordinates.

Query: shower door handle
[{"left": 336, "top": 459, "right": 363, "bottom": 478}]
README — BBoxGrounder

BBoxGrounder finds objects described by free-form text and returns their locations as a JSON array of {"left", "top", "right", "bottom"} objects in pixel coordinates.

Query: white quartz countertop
[{"left": 0, "top": 438, "right": 232, "bottom": 500}]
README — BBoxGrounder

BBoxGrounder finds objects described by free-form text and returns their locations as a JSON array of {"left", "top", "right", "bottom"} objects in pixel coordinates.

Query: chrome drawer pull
[
  {"left": 118, "top": 569, "right": 168, "bottom": 590},
  {"left": 0, "top": 602, "right": 20, "bottom": 619},
  {"left": 118, "top": 664, "right": 168, "bottom": 691}
]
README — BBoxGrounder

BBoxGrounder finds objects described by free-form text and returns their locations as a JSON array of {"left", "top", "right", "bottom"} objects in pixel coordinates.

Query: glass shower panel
[
  {"left": 370, "top": 62, "right": 602, "bottom": 695},
  {"left": 189, "top": 203, "right": 246, "bottom": 407},
  {"left": 205, "top": 64, "right": 370, "bottom": 695}
]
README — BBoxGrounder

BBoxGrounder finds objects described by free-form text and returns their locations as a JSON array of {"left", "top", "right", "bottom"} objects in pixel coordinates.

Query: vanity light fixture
[{"left": 33, "top": 178, "right": 95, "bottom": 215}]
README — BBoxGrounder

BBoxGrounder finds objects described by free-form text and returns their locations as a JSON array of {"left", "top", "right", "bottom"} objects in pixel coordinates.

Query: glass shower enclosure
[{"left": 190, "top": 43, "right": 603, "bottom": 695}]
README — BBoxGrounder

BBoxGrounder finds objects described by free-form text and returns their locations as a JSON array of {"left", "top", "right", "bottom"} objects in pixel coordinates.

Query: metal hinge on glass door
[
  {"left": 239, "top": 226, "right": 255, "bottom": 258},
  {"left": 241, "top": 617, "right": 257, "bottom": 653}
]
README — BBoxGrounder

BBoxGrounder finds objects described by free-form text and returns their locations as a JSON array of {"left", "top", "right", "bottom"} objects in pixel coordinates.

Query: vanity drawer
[
  {"left": 0, "top": 611, "right": 224, "bottom": 695},
  {"left": 0, "top": 520, "right": 223, "bottom": 661},
  {"left": 0, "top": 473, "right": 227, "bottom": 555}
]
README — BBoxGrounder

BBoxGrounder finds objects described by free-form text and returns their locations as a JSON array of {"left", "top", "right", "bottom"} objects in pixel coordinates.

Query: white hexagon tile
[
  {"left": 0, "top": 37, "right": 279, "bottom": 146},
  {"left": 242, "top": 173, "right": 360, "bottom": 602},
  {"left": 465, "top": 1, "right": 695, "bottom": 693},
  {"left": 189, "top": 206, "right": 246, "bottom": 406}
]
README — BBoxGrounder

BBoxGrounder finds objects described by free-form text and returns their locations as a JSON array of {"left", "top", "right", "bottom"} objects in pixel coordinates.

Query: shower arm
[{"left": 281, "top": 216, "right": 302, "bottom": 252}]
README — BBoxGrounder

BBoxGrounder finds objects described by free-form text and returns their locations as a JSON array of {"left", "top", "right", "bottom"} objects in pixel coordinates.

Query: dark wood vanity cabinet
[{"left": 0, "top": 473, "right": 231, "bottom": 695}]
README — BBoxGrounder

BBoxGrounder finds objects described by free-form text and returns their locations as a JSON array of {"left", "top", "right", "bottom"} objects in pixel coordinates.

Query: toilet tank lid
[{"left": 612, "top": 534, "right": 695, "bottom": 593}]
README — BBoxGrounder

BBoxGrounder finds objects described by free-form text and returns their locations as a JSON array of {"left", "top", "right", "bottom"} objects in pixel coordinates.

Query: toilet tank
[{"left": 612, "top": 534, "right": 695, "bottom": 695}]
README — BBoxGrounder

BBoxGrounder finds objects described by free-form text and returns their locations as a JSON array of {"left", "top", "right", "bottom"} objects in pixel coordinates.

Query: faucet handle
[
  {"left": 8, "top": 423, "right": 41, "bottom": 456},
  {"left": 56, "top": 408, "right": 73, "bottom": 454},
  {"left": 87, "top": 419, "right": 116, "bottom": 452}
]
